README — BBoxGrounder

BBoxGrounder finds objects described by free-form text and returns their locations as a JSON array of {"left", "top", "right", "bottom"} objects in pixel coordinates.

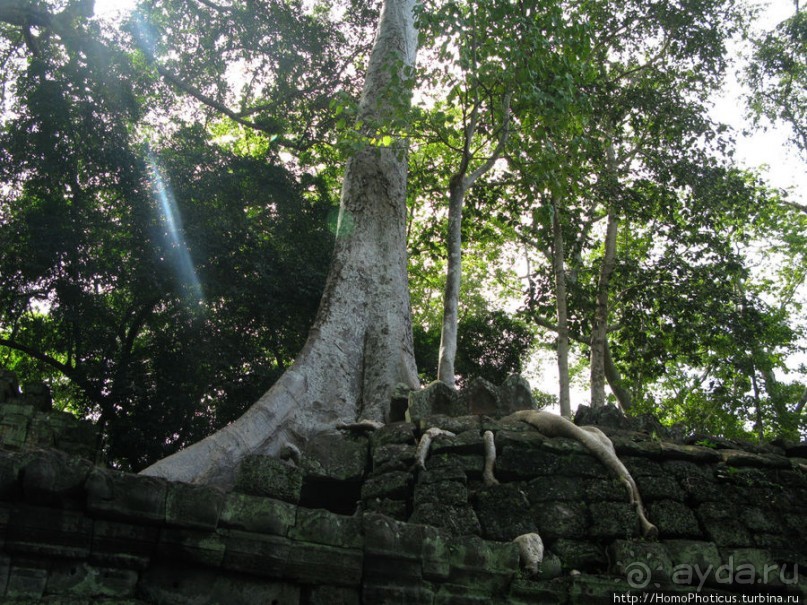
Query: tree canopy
[{"left": 0, "top": 0, "right": 804, "bottom": 476}]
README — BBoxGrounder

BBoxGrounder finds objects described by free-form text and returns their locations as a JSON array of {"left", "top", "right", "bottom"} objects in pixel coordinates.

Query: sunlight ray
[{"left": 146, "top": 150, "right": 204, "bottom": 304}]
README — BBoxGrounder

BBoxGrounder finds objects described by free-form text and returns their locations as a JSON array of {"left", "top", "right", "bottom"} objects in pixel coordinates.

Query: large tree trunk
[
  {"left": 551, "top": 194, "right": 572, "bottom": 418},
  {"left": 140, "top": 0, "right": 420, "bottom": 486}
]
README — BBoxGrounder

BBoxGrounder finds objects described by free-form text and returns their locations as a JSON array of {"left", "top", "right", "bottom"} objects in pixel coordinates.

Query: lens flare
[{"left": 146, "top": 151, "right": 204, "bottom": 304}]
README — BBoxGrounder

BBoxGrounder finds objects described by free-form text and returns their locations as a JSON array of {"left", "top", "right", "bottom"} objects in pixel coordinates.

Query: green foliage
[
  {"left": 0, "top": 7, "right": 334, "bottom": 469},
  {"left": 1, "top": 0, "right": 804, "bottom": 459},
  {"left": 746, "top": 11, "right": 807, "bottom": 158},
  {"left": 414, "top": 310, "right": 535, "bottom": 388}
]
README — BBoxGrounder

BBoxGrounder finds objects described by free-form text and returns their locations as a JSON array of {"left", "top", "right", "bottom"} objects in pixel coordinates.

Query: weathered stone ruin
[{"left": 0, "top": 370, "right": 805, "bottom": 603}]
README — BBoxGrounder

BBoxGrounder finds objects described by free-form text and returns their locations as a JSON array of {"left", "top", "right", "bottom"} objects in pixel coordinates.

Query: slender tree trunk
[
  {"left": 590, "top": 143, "right": 620, "bottom": 408},
  {"left": 751, "top": 369, "right": 764, "bottom": 441},
  {"left": 604, "top": 339, "right": 633, "bottom": 410},
  {"left": 436, "top": 92, "right": 511, "bottom": 388},
  {"left": 140, "top": 0, "right": 420, "bottom": 486},
  {"left": 551, "top": 194, "right": 571, "bottom": 418},
  {"left": 437, "top": 178, "right": 466, "bottom": 387}
]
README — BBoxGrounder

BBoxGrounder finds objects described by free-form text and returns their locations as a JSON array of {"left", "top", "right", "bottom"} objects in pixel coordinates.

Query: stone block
[
  {"left": 0, "top": 503, "right": 9, "bottom": 546},
  {"left": 0, "top": 403, "right": 34, "bottom": 419},
  {"left": 165, "top": 481, "right": 225, "bottom": 530},
  {"left": 21, "top": 450, "right": 93, "bottom": 508},
  {"left": 157, "top": 527, "right": 226, "bottom": 567},
  {"left": 445, "top": 535, "right": 519, "bottom": 593},
  {"left": 430, "top": 430, "right": 484, "bottom": 457},
  {"left": 219, "top": 493, "right": 296, "bottom": 536},
  {"left": 0, "top": 553, "right": 8, "bottom": 596},
  {"left": 740, "top": 506, "right": 784, "bottom": 533},
  {"left": 552, "top": 539, "right": 607, "bottom": 572},
  {"left": 533, "top": 501, "right": 588, "bottom": 540},
  {"left": 589, "top": 501, "right": 640, "bottom": 539},
  {"left": 420, "top": 414, "right": 482, "bottom": 434},
  {"left": 498, "top": 374, "right": 535, "bottom": 414},
  {"left": 569, "top": 574, "right": 634, "bottom": 604},
  {"left": 302, "top": 431, "right": 369, "bottom": 482},
  {"left": 370, "top": 421, "right": 416, "bottom": 448},
  {"left": 635, "top": 474, "right": 685, "bottom": 501},
  {"left": 660, "top": 442, "right": 722, "bottom": 464},
  {"left": 6, "top": 504, "right": 93, "bottom": 558},
  {"left": 610, "top": 435, "right": 663, "bottom": 459},
  {"left": 54, "top": 416, "right": 99, "bottom": 459},
  {"left": 363, "top": 514, "right": 433, "bottom": 582},
  {"left": 235, "top": 455, "right": 302, "bottom": 504},
  {"left": 0, "top": 369, "right": 19, "bottom": 402},
  {"left": 609, "top": 540, "right": 674, "bottom": 587},
  {"left": 305, "top": 585, "right": 361, "bottom": 605},
  {"left": 434, "top": 583, "right": 493, "bottom": 604},
  {"left": 5, "top": 559, "right": 47, "bottom": 600},
  {"left": 416, "top": 455, "right": 467, "bottom": 484},
  {"left": 648, "top": 500, "right": 701, "bottom": 538},
  {"left": 473, "top": 483, "right": 538, "bottom": 541},
  {"left": 585, "top": 478, "right": 628, "bottom": 502},
  {"left": 422, "top": 529, "right": 452, "bottom": 581},
  {"left": 414, "top": 480, "right": 468, "bottom": 508},
  {"left": 140, "top": 565, "right": 301, "bottom": 605},
  {"left": 363, "top": 582, "right": 435, "bottom": 605},
  {"left": 697, "top": 502, "right": 751, "bottom": 547},
  {"left": 85, "top": 468, "right": 167, "bottom": 524},
  {"left": 290, "top": 507, "right": 363, "bottom": 549},
  {"left": 46, "top": 561, "right": 138, "bottom": 598},
  {"left": 721, "top": 449, "right": 791, "bottom": 469},
  {"left": 361, "top": 470, "right": 411, "bottom": 501},
  {"left": 363, "top": 497, "right": 408, "bottom": 521},
  {"left": 363, "top": 550, "right": 424, "bottom": 582},
  {"left": 0, "top": 450, "right": 30, "bottom": 500},
  {"left": 496, "top": 443, "right": 559, "bottom": 479},
  {"left": 21, "top": 381, "right": 52, "bottom": 412},
  {"left": 26, "top": 415, "right": 57, "bottom": 448},
  {"left": 621, "top": 456, "right": 663, "bottom": 477},
  {"left": 424, "top": 452, "right": 482, "bottom": 478},
  {"left": 508, "top": 577, "right": 572, "bottom": 604},
  {"left": 90, "top": 519, "right": 159, "bottom": 569},
  {"left": 407, "top": 381, "right": 464, "bottom": 423},
  {"left": 409, "top": 503, "right": 481, "bottom": 536},
  {"left": 363, "top": 513, "right": 437, "bottom": 559},
  {"left": 372, "top": 442, "right": 416, "bottom": 474},
  {"left": 462, "top": 377, "right": 500, "bottom": 416},
  {"left": 286, "top": 542, "right": 363, "bottom": 586},
  {"left": 664, "top": 539, "right": 722, "bottom": 577},
  {"left": 716, "top": 548, "right": 785, "bottom": 587},
  {"left": 526, "top": 475, "right": 585, "bottom": 502},
  {"left": 0, "top": 417, "right": 29, "bottom": 450},
  {"left": 221, "top": 529, "right": 291, "bottom": 578}
]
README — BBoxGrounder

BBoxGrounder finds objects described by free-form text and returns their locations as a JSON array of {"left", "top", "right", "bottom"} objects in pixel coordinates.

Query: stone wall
[
  {"left": 0, "top": 370, "right": 97, "bottom": 460},
  {"left": 0, "top": 374, "right": 805, "bottom": 604}
]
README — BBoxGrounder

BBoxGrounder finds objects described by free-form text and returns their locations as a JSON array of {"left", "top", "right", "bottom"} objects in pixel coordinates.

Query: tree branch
[{"left": 0, "top": 337, "right": 75, "bottom": 378}]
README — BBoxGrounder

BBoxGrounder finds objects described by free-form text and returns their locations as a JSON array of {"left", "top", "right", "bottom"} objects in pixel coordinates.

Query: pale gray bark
[
  {"left": 604, "top": 340, "right": 633, "bottom": 411},
  {"left": 437, "top": 179, "right": 466, "bottom": 387},
  {"left": 506, "top": 410, "right": 657, "bottom": 538},
  {"left": 551, "top": 194, "right": 572, "bottom": 418},
  {"left": 436, "top": 93, "right": 511, "bottom": 387},
  {"left": 140, "top": 0, "right": 420, "bottom": 486},
  {"left": 590, "top": 142, "right": 620, "bottom": 408}
]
